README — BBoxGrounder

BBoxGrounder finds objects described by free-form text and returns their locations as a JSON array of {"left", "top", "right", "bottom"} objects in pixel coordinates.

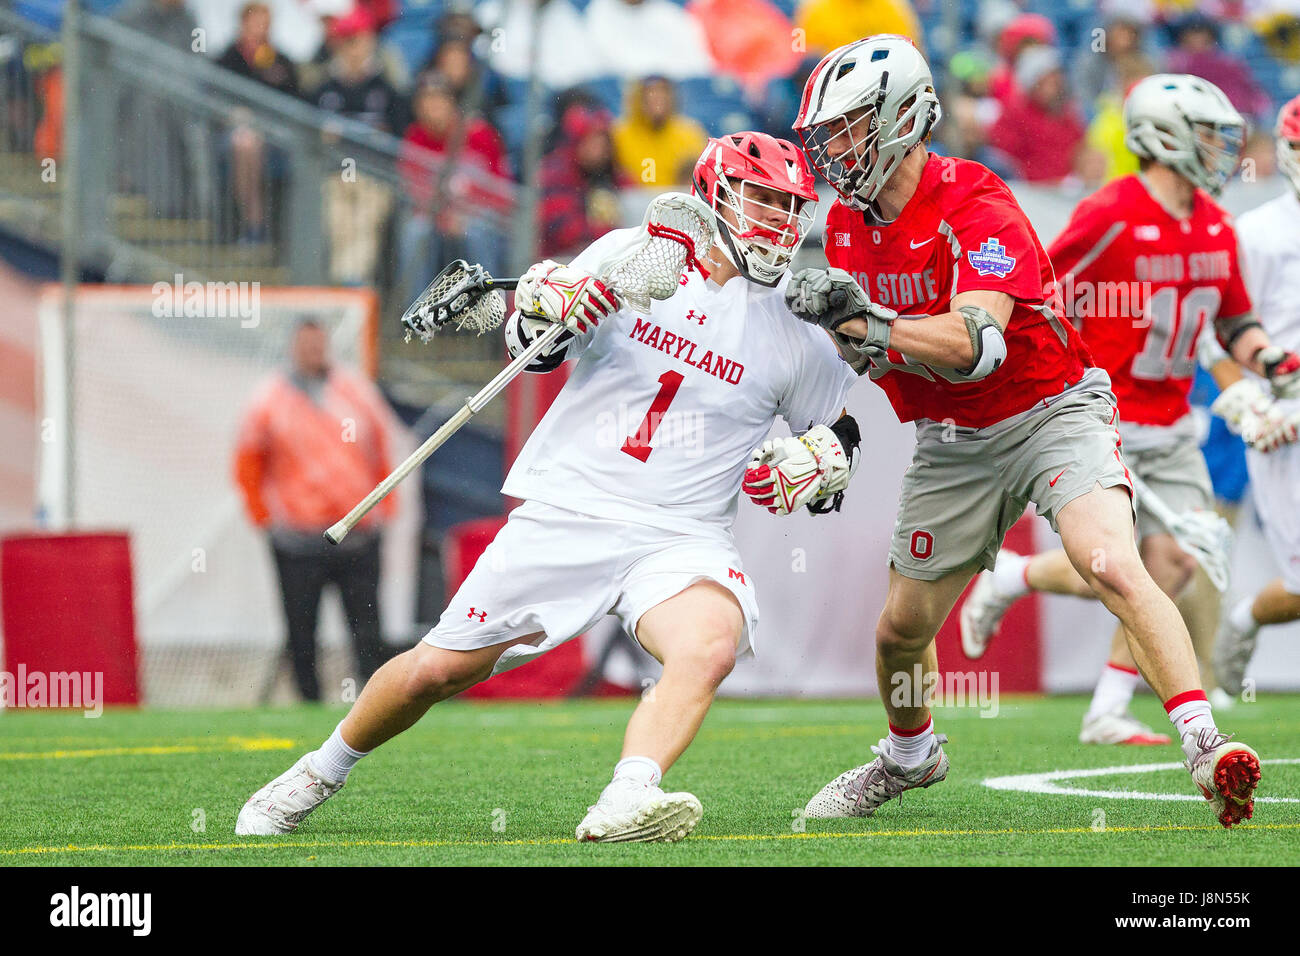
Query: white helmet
[
  {"left": 1124, "top": 73, "right": 1246, "bottom": 197},
  {"left": 793, "top": 34, "right": 941, "bottom": 212}
]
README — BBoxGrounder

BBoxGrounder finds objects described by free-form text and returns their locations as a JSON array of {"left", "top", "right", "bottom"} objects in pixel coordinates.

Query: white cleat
[
  {"left": 1186, "top": 728, "right": 1260, "bottom": 829},
  {"left": 575, "top": 778, "right": 702, "bottom": 843},
  {"left": 1078, "top": 710, "right": 1171, "bottom": 746},
  {"left": 804, "top": 735, "right": 949, "bottom": 819},
  {"left": 1212, "top": 614, "right": 1260, "bottom": 699},
  {"left": 1208, "top": 687, "right": 1237, "bottom": 713},
  {"left": 960, "top": 550, "right": 1022, "bottom": 659},
  {"left": 235, "top": 754, "right": 344, "bottom": 836}
]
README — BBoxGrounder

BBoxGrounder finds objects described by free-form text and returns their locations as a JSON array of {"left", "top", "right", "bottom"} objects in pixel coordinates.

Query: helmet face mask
[
  {"left": 1276, "top": 94, "right": 1300, "bottom": 198},
  {"left": 1124, "top": 74, "right": 1246, "bottom": 198},
  {"left": 1191, "top": 120, "right": 1246, "bottom": 196},
  {"left": 713, "top": 177, "right": 815, "bottom": 286},
  {"left": 692, "top": 131, "right": 819, "bottom": 287}
]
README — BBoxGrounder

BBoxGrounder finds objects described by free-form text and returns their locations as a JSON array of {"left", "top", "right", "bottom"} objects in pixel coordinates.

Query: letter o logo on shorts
[{"left": 910, "top": 530, "right": 934, "bottom": 561}]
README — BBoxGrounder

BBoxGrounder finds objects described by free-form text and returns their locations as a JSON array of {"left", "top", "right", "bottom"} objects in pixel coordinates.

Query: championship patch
[{"left": 966, "top": 237, "right": 1016, "bottom": 278}]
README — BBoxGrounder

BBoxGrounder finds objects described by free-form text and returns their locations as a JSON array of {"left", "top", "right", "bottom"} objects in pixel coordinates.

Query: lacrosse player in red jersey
[
  {"left": 959, "top": 75, "right": 1300, "bottom": 746},
  {"left": 768, "top": 35, "right": 1262, "bottom": 827},
  {"left": 237, "top": 132, "right": 863, "bottom": 843}
]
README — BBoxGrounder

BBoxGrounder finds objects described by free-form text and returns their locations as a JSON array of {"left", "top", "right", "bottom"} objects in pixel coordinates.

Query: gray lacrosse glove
[{"left": 785, "top": 267, "right": 897, "bottom": 352}]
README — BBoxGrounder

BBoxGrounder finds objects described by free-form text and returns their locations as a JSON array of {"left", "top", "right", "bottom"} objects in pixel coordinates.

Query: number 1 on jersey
[{"left": 621, "top": 370, "right": 684, "bottom": 462}]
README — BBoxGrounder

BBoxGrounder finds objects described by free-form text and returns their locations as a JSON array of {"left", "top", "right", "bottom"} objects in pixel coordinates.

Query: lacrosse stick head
[
  {"left": 1132, "top": 472, "right": 1233, "bottom": 591},
  {"left": 402, "top": 259, "right": 506, "bottom": 344},
  {"left": 599, "top": 192, "right": 718, "bottom": 312},
  {"left": 1170, "top": 509, "right": 1233, "bottom": 592}
]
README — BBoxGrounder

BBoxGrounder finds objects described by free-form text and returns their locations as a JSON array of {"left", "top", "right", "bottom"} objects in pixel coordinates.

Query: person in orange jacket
[{"left": 234, "top": 319, "right": 396, "bottom": 700}]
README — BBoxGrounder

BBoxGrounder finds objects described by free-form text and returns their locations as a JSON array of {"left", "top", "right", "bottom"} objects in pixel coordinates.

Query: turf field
[{"left": 1, "top": 694, "right": 1298, "bottom": 866}]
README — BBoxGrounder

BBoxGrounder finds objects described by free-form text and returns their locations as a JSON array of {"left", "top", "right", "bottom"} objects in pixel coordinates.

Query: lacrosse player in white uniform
[
  {"left": 236, "top": 131, "right": 862, "bottom": 843},
  {"left": 1213, "top": 94, "right": 1300, "bottom": 696}
]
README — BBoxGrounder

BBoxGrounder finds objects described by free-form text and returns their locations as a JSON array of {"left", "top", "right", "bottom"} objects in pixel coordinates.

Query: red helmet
[
  {"left": 692, "top": 131, "right": 818, "bottom": 287},
  {"left": 1277, "top": 94, "right": 1300, "bottom": 197}
]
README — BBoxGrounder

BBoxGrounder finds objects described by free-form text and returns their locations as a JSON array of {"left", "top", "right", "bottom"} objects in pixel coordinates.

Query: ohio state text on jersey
[
  {"left": 824, "top": 154, "right": 1090, "bottom": 428},
  {"left": 1049, "top": 173, "right": 1251, "bottom": 427}
]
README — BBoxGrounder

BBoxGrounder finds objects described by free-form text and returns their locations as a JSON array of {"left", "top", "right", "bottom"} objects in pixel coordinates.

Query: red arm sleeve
[
  {"left": 946, "top": 189, "right": 1047, "bottom": 303},
  {"left": 1219, "top": 228, "right": 1253, "bottom": 320}
]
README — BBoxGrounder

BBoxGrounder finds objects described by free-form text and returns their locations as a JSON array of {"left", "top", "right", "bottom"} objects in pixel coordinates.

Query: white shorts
[
  {"left": 423, "top": 500, "right": 760, "bottom": 677},
  {"left": 1246, "top": 439, "right": 1300, "bottom": 594}
]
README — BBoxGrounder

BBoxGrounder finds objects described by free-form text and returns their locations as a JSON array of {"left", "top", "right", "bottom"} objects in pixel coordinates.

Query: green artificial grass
[{"left": 1, "top": 695, "right": 1296, "bottom": 866}]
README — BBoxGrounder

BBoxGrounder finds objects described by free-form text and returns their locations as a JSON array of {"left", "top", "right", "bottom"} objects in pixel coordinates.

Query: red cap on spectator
[
  {"left": 997, "top": 13, "right": 1057, "bottom": 63},
  {"left": 561, "top": 105, "right": 612, "bottom": 141},
  {"left": 330, "top": 6, "right": 375, "bottom": 39}
]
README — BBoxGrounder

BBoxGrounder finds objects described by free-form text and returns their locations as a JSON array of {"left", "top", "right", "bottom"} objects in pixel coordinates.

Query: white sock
[
  {"left": 992, "top": 552, "right": 1031, "bottom": 599},
  {"left": 1229, "top": 597, "right": 1260, "bottom": 636},
  {"left": 612, "top": 755, "right": 662, "bottom": 788},
  {"left": 1165, "top": 691, "right": 1216, "bottom": 760},
  {"left": 1084, "top": 662, "right": 1140, "bottom": 722},
  {"left": 309, "top": 724, "right": 368, "bottom": 784},
  {"left": 887, "top": 717, "right": 935, "bottom": 769}
]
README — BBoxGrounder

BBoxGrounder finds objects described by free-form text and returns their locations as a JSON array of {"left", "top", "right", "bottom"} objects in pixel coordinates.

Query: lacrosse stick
[
  {"left": 1127, "top": 470, "right": 1233, "bottom": 592},
  {"left": 325, "top": 192, "right": 717, "bottom": 545}
]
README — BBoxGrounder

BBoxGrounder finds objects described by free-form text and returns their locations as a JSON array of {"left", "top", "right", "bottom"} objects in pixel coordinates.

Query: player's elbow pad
[
  {"left": 504, "top": 310, "right": 572, "bottom": 373},
  {"left": 953, "top": 305, "right": 1007, "bottom": 381}
]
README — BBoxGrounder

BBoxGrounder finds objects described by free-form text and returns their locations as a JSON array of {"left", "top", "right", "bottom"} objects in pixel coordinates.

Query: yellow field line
[
  {"left": 5, "top": 821, "right": 1299, "bottom": 857},
  {"left": 0, "top": 737, "right": 295, "bottom": 761}
]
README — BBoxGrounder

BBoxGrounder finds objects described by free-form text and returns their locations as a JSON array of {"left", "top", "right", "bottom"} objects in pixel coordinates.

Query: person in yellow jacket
[
  {"left": 613, "top": 76, "right": 708, "bottom": 187},
  {"left": 795, "top": 0, "right": 923, "bottom": 56}
]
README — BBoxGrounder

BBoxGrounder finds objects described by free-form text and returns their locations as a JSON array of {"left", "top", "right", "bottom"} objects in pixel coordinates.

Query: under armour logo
[
  {"left": 685, "top": 309, "right": 706, "bottom": 326},
  {"left": 467, "top": 608, "right": 487, "bottom": 622}
]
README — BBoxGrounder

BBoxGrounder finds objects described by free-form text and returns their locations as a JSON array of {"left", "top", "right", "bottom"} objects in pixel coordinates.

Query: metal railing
[{"left": 0, "top": 6, "right": 524, "bottom": 406}]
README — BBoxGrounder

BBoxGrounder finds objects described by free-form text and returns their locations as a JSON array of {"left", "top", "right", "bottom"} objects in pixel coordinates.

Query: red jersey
[
  {"left": 1049, "top": 174, "right": 1252, "bottom": 427},
  {"left": 825, "top": 154, "right": 1090, "bottom": 428}
]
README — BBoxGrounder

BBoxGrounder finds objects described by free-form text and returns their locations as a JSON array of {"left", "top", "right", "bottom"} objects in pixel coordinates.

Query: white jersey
[
  {"left": 1238, "top": 190, "right": 1300, "bottom": 358},
  {"left": 503, "top": 229, "right": 859, "bottom": 540},
  {"left": 1237, "top": 189, "right": 1300, "bottom": 590}
]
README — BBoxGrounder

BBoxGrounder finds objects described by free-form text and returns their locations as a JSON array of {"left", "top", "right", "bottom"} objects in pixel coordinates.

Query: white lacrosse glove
[
  {"left": 742, "top": 424, "right": 855, "bottom": 516},
  {"left": 1252, "top": 405, "right": 1300, "bottom": 452},
  {"left": 785, "top": 267, "right": 897, "bottom": 352},
  {"left": 514, "top": 260, "right": 621, "bottom": 337},
  {"left": 1211, "top": 379, "right": 1298, "bottom": 452},
  {"left": 1257, "top": 345, "right": 1300, "bottom": 400}
]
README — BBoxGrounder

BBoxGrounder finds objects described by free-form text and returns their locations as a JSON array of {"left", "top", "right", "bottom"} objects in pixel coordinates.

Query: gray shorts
[
  {"left": 1118, "top": 416, "right": 1214, "bottom": 541},
  {"left": 890, "top": 367, "right": 1135, "bottom": 580}
]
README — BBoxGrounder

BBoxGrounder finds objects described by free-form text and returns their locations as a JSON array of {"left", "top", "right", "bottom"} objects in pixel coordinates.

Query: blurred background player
[
  {"left": 961, "top": 75, "right": 1300, "bottom": 746},
  {"left": 233, "top": 319, "right": 398, "bottom": 702},
  {"left": 1214, "top": 94, "right": 1300, "bottom": 696},
  {"left": 236, "top": 134, "right": 862, "bottom": 843},
  {"left": 780, "top": 37, "right": 1262, "bottom": 828}
]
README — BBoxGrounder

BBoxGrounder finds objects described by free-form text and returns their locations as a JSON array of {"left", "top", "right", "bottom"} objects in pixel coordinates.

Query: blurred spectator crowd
[{"left": 7, "top": 0, "right": 1300, "bottom": 287}]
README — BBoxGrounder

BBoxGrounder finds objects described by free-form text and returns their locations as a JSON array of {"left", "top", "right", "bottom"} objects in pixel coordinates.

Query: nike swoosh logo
[
  {"left": 1182, "top": 716, "right": 1197, "bottom": 724},
  {"left": 1208, "top": 224, "right": 1224, "bottom": 235},
  {"left": 1049, "top": 468, "right": 1067, "bottom": 487},
  {"left": 910, "top": 237, "right": 935, "bottom": 249}
]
